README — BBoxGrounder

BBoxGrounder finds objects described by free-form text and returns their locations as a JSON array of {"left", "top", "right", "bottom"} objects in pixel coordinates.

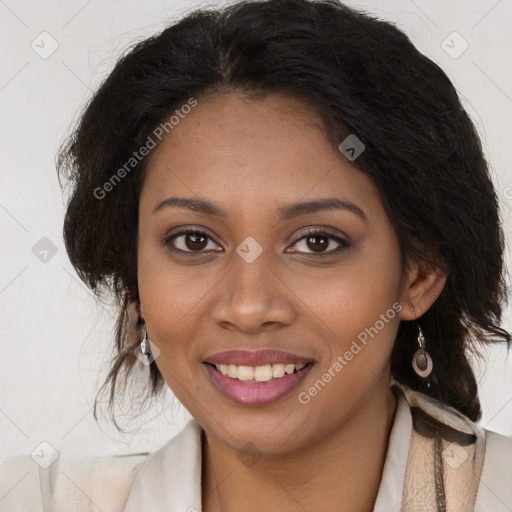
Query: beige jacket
[{"left": 1, "top": 383, "right": 511, "bottom": 511}]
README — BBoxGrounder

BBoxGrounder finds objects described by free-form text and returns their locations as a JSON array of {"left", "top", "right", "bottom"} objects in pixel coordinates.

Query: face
[{"left": 137, "top": 92, "right": 412, "bottom": 454}]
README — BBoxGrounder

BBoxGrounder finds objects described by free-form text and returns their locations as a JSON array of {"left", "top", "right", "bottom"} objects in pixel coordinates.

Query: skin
[{"left": 137, "top": 92, "right": 446, "bottom": 512}]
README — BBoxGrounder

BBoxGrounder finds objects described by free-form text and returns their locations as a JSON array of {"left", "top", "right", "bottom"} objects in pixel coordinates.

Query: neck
[{"left": 202, "top": 384, "right": 398, "bottom": 512}]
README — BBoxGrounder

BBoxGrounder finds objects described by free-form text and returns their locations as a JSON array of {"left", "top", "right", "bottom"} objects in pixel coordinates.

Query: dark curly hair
[{"left": 56, "top": 0, "right": 510, "bottom": 429}]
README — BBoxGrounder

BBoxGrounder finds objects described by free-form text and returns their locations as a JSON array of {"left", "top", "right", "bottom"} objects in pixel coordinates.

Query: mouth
[
  {"left": 203, "top": 358, "right": 315, "bottom": 406},
  {"left": 205, "top": 361, "right": 313, "bottom": 382}
]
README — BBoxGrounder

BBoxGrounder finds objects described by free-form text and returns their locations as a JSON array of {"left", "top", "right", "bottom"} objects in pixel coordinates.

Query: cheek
[
  {"left": 137, "top": 251, "right": 209, "bottom": 401},
  {"left": 137, "top": 246, "right": 208, "bottom": 351},
  {"left": 301, "top": 267, "right": 402, "bottom": 416},
  {"left": 309, "top": 236, "right": 403, "bottom": 364}
]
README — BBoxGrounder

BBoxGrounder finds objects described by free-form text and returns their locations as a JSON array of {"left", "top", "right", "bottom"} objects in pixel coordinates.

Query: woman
[{"left": 2, "top": 0, "right": 511, "bottom": 510}]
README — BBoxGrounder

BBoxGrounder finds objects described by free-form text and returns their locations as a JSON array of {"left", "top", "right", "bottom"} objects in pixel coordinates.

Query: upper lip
[{"left": 204, "top": 349, "right": 314, "bottom": 366}]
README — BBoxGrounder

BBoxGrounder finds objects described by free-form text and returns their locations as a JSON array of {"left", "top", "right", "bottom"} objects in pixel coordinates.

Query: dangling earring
[
  {"left": 411, "top": 305, "right": 433, "bottom": 382},
  {"left": 139, "top": 319, "right": 151, "bottom": 357}
]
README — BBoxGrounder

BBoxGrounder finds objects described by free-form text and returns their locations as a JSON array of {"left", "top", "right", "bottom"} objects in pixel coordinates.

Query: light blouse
[{"left": 1, "top": 382, "right": 511, "bottom": 511}]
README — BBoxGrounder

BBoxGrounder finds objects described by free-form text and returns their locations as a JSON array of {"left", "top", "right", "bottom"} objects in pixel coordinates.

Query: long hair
[{"left": 57, "top": 0, "right": 510, "bottom": 429}]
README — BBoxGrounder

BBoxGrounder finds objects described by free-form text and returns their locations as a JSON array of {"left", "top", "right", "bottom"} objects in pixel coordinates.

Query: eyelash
[{"left": 160, "top": 227, "right": 351, "bottom": 257}]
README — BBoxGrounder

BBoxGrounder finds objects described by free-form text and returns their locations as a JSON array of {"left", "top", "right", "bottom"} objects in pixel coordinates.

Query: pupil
[
  {"left": 187, "top": 233, "right": 207, "bottom": 250},
  {"left": 308, "top": 235, "right": 328, "bottom": 252}
]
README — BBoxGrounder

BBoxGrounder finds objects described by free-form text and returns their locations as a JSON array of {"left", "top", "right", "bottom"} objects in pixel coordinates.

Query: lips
[
  {"left": 204, "top": 349, "right": 313, "bottom": 366},
  {"left": 203, "top": 349, "right": 315, "bottom": 406},
  {"left": 204, "top": 363, "right": 313, "bottom": 406}
]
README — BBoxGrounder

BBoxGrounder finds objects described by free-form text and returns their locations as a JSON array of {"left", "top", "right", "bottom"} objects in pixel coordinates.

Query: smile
[
  {"left": 213, "top": 362, "right": 306, "bottom": 382},
  {"left": 204, "top": 359, "right": 314, "bottom": 406}
]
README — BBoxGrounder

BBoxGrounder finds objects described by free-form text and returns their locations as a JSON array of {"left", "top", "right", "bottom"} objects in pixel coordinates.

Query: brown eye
[
  {"left": 290, "top": 229, "right": 350, "bottom": 256},
  {"left": 305, "top": 234, "right": 329, "bottom": 252},
  {"left": 163, "top": 229, "right": 221, "bottom": 253},
  {"left": 184, "top": 232, "right": 208, "bottom": 251}
]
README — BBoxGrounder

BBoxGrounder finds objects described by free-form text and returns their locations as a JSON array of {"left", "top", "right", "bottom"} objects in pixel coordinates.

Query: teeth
[
  {"left": 254, "top": 365, "right": 273, "bottom": 381},
  {"left": 214, "top": 362, "right": 308, "bottom": 382},
  {"left": 228, "top": 364, "right": 238, "bottom": 378},
  {"left": 237, "top": 366, "right": 254, "bottom": 381},
  {"left": 273, "top": 364, "right": 285, "bottom": 378},
  {"left": 285, "top": 363, "right": 295, "bottom": 374}
]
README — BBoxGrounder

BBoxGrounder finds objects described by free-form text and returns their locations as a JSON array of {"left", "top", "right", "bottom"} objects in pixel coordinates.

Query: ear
[
  {"left": 128, "top": 300, "right": 143, "bottom": 323},
  {"left": 398, "top": 259, "right": 447, "bottom": 321}
]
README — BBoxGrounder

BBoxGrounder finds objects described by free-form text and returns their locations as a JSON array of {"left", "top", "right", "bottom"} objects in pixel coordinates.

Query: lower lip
[{"left": 204, "top": 363, "right": 314, "bottom": 406}]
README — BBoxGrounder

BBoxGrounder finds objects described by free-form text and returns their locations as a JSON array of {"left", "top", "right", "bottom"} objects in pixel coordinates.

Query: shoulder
[
  {"left": 0, "top": 453, "right": 44, "bottom": 511},
  {"left": 0, "top": 420, "right": 202, "bottom": 512},
  {"left": 46, "top": 451, "right": 149, "bottom": 512},
  {"left": 475, "top": 429, "right": 512, "bottom": 511},
  {"left": 0, "top": 450, "right": 149, "bottom": 512},
  {"left": 482, "top": 428, "right": 512, "bottom": 469},
  {"left": 393, "top": 382, "right": 512, "bottom": 511},
  {"left": 123, "top": 419, "right": 203, "bottom": 511}
]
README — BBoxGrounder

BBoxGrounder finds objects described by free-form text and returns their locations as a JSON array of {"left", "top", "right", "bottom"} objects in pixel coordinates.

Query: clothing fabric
[{"left": 1, "top": 382, "right": 511, "bottom": 511}]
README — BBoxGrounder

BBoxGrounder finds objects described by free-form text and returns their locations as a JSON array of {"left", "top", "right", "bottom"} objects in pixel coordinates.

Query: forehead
[{"left": 140, "top": 93, "right": 381, "bottom": 220}]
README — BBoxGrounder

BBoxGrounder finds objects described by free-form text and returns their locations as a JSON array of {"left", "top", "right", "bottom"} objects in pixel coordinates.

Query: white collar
[
  {"left": 372, "top": 387, "right": 412, "bottom": 511},
  {"left": 124, "top": 417, "right": 203, "bottom": 512},
  {"left": 124, "top": 387, "right": 412, "bottom": 511}
]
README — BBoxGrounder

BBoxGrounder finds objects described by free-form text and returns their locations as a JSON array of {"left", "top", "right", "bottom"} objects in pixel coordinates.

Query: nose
[{"left": 210, "top": 250, "right": 297, "bottom": 334}]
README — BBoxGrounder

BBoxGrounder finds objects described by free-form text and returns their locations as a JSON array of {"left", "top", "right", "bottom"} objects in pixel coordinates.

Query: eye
[
  {"left": 161, "top": 228, "right": 221, "bottom": 253},
  {"left": 288, "top": 228, "right": 350, "bottom": 256},
  {"left": 161, "top": 227, "right": 351, "bottom": 256}
]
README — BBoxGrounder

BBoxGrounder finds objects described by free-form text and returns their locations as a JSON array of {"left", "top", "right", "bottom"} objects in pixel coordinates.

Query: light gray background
[{"left": 1, "top": 0, "right": 511, "bottom": 459}]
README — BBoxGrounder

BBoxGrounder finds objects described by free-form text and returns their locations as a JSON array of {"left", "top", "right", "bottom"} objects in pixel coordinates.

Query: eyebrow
[{"left": 152, "top": 196, "right": 368, "bottom": 222}]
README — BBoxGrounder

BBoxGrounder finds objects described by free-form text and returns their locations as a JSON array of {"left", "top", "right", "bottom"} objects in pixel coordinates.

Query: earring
[
  {"left": 139, "top": 320, "right": 151, "bottom": 357},
  {"left": 411, "top": 306, "right": 433, "bottom": 380}
]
